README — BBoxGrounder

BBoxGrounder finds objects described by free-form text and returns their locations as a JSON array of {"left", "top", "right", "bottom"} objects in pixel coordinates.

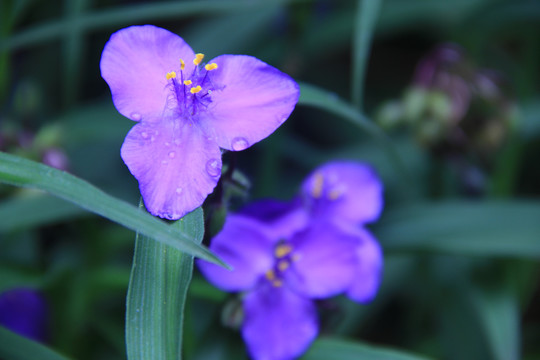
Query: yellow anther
[
  {"left": 180, "top": 58, "right": 185, "bottom": 70},
  {"left": 193, "top": 53, "right": 205, "bottom": 65},
  {"left": 328, "top": 188, "right": 343, "bottom": 200},
  {"left": 311, "top": 172, "right": 324, "bottom": 199},
  {"left": 272, "top": 279, "right": 283, "bottom": 287},
  {"left": 205, "top": 63, "right": 218, "bottom": 71},
  {"left": 275, "top": 244, "right": 293, "bottom": 259},
  {"left": 277, "top": 260, "right": 289, "bottom": 272},
  {"left": 166, "top": 71, "right": 177, "bottom": 80},
  {"left": 183, "top": 79, "right": 192, "bottom": 86},
  {"left": 265, "top": 269, "right": 276, "bottom": 281},
  {"left": 190, "top": 85, "right": 202, "bottom": 94}
]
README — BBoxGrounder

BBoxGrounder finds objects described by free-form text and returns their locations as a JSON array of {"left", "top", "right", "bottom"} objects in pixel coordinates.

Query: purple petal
[
  {"left": 346, "top": 228, "right": 383, "bottom": 303},
  {"left": 242, "top": 283, "right": 317, "bottom": 360},
  {"left": 0, "top": 288, "right": 48, "bottom": 342},
  {"left": 239, "top": 197, "right": 308, "bottom": 240},
  {"left": 197, "top": 215, "right": 275, "bottom": 291},
  {"left": 199, "top": 55, "right": 299, "bottom": 151},
  {"left": 100, "top": 25, "right": 195, "bottom": 121},
  {"left": 286, "top": 223, "right": 358, "bottom": 298},
  {"left": 121, "top": 117, "right": 221, "bottom": 220},
  {"left": 301, "top": 161, "right": 383, "bottom": 225}
]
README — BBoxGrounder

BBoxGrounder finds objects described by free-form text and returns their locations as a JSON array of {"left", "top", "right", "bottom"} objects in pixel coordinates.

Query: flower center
[
  {"left": 164, "top": 53, "right": 220, "bottom": 120},
  {"left": 310, "top": 172, "right": 345, "bottom": 201},
  {"left": 264, "top": 242, "right": 299, "bottom": 287}
]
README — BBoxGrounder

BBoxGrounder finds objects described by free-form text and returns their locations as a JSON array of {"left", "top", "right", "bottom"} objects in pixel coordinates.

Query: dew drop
[
  {"left": 206, "top": 159, "right": 221, "bottom": 177},
  {"left": 150, "top": 136, "right": 155, "bottom": 142},
  {"left": 131, "top": 113, "right": 142, "bottom": 121},
  {"left": 231, "top": 137, "right": 249, "bottom": 151},
  {"left": 141, "top": 132, "right": 149, "bottom": 139},
  {"left": 165, "top": 142, "right": 170, "bottom": 146},
  {"left": 161, "top": 160, "right": 168, "bottom": 165},
  {"left": 176, "top": 187, "right": 183, "bottom": 194},
  {"left": 174, "top": 139, "right": 181, "bottom": 146},
  {"left": 168, "top": 151, "right": 176, "bottom": 158}
]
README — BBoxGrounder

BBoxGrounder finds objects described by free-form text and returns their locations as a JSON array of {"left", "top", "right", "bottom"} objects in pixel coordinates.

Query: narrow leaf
[
  {"left": 0, "top": 326, "right": 71, "bottom": 360},
  {"left": 302, "top": 337, "right": 433, "bottom": 360},
  {"left": 379, "top": 201, "right": 540, "bottom": 257},
  {"left": 0, "top": 151, "right": 224, "bottom": 266},
  {"left": 126, "top": 206, "right": 204, "bottom": 360},
  {"left": 298, "top": 82, "right": 410, "bottom": 180},
  {"left": 351, "top": 0, "right": 382, "bottom": 110}
]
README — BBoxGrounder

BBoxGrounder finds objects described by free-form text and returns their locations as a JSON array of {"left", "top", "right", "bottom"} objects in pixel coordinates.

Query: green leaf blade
[
  {"left": 0, "top": 326, "right": 71, "bottom": 360},
  {"left": 126, "top": 207, "right": 205, "bottom": 360},
  {"left": 0, "top": 151, "right": 224, "bottom": 266}
]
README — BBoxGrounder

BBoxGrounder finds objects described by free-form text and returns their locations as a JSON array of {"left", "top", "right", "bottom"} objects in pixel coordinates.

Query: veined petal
[
  {"left": 346, "top": 228, "right": 383, "bottom": 303},
  {"left": 200, "top": 55, "right": 299, "bottom": 151},
  {"left": 239, "top": 197, "right": 308, "bottom": 240},
  {"left": 301, "top": 161, "right": 384, "bottom": 225},
  {"left": 198, "top": 215, "right": 276, "bottom": 292},
  {"left": 242, "top": 283, "right": 317, "bottom": 360},
  {"left": 120, "top": 117, "right": 220, "bottom": 220},
  {"left": 287, "top": 223, "right": 358, "bottom": 298},
  {"left": 100, "top": 25, "right": 195, "bottom": 121}
]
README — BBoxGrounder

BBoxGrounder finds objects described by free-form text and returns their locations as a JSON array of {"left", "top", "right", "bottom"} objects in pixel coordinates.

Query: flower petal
[
  {"left": 301, "top": 161, "right": 383, "bottom": 225},
  {"left": 200, "top": 55, "right": 299, "bottom": 151},
  {"left": 242, "top": 283, "right": 317, "bottom": 360},
  {"left": 346, "top": 228, "right": 383, "bottom": 303},
  {"left": 120, "top": 117, "right": 220, "bottom": 220},
  {"left": 0, "top": 288, "right": 48, "bottom": 342},
  {"left": 239, "top": 197, "right": 308, "bottom": 240},
  {"left": 197, "top": 215, "right": 275, "bottom": 291},
  {"left": 286, "top": 223, "right": 358, "bottom": 298},
  {"left": 100, "top": 25, "right": 195, "bottom": 121}
]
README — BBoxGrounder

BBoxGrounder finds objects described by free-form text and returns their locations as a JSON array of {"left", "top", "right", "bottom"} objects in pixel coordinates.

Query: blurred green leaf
[
  {"left": 0, "top": 192, "right": 86, "bottom": 233},
  {"left": 302, "top": 337, "right": 432, "bottom": 360},
  {"left": 0, "top": 0, "right": 302, "bottom": 52},
  {"left": 0, "top": 326, "right": 71, "bottom": 360},
  {"left": 351, "top": 0, "right": 382, "bottom": 110},
  {"left": 379, "top": 201, "right": 540, "bottom": 257},
  {"left": 126, "top": 207, "right": 204, "bottom": 360},
  {"left": 0, "top": 151, "right": 224, "bottom": 266},
  {"left": 298, "top": 82, "right": 410, "bottom": 180},
  {"left": 469, "top": 283, "right": 520, "bottom": 360}
]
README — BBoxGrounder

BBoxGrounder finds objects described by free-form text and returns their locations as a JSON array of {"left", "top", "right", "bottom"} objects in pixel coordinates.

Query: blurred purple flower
[
  {"left": 199, "top": 161, "right": 384, "bottom": 359},
  {"left": 0, "top": 288, "right": 48, "bottom": 342},
  {"left": 100, "top": 25, "right": 299, "bottom": 220}
]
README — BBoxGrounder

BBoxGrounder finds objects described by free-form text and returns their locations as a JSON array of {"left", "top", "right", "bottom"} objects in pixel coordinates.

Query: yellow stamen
[
  {"left": 328, "top": 188, "right": 342, "bottom": 200},
  {"left": 190, "top": 85, "right": 202, "bottom": 94},
  {"left": 275, "top": 244, "right": 293, "bottom": 259},
  {"left": 311, "top": 172, "right": 324, "bottom": 198},
  {"left": 205, "top": 63, "right": 218, "bottom": 71},
  {"left": 183, "top": 79, "right": 192, "bottom": 86},
  {"left": 272, "top": 279, "right": 283, "bottom": 287},
  {"left": 277, "top": 260, "right": 289, "bottom": 272},
  {"left": 265, "top": 269, "right": 276, "bottom": 281},
  {"left": 166, "top": 71, "right": 176, "bottom": 80},
  {"left": 193, "top": 53, "right": 205, "bottom": 65},
  {"left": 180, "top": 58, "right": 185, "bottom": 70}
]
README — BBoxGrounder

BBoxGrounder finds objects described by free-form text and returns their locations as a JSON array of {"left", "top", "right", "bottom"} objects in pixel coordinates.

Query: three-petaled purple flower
[
  {"left": 198, "top": 161, "right": 384, "bottom": 360},
  {"left": 100, "top": 25, "right": 299, "bottom": 219}
]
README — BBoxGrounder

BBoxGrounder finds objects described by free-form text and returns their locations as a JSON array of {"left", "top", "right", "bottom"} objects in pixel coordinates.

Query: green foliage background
[{"left": 1, "top": 0, "right": 539, "bottom": 359}]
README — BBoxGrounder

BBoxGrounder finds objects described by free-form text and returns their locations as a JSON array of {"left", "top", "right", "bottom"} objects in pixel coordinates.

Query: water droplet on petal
[
  {"left": 231, "top": 137, "right": 249, "bottom": 151},
  {"left": 168, "top": 151, "right": 176, "bottom": 158},
  {"left": 161, "top": 160, "right": 168, "bottom": 165},
  {"left": 206, "top": 159, "right": 221, "bottom": 177},
  {"left": 176, "top": 187, "right": 183, "bottom": 194},
  {"left": 151, "top": 136, "right": 155, "bottom": 142},
  {"left": 131, "top": 113, "right": 141, "bottom": 121},
  {"left": 174, "top": 139, "right": 181, "bottom": 146},
  {"left": 165, "top": 142, "right": 170, "bottom": 146},
  {"left": 141, "top": 132, "right": 148, "bottom": 139}
]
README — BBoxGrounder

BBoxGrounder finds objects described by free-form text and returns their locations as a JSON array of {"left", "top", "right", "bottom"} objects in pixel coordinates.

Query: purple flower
[
  {"left": 199, "top": 161, "right": 384, "bottom": 359},
  {"left": 100, "top": 25, "right": 299, "bottom": 219},
  {"left": 199, "top": 216, "right": 359, "bottom": 360},
  {"left": 0, "top": 288, "right": 48, "bottom": 342}
]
